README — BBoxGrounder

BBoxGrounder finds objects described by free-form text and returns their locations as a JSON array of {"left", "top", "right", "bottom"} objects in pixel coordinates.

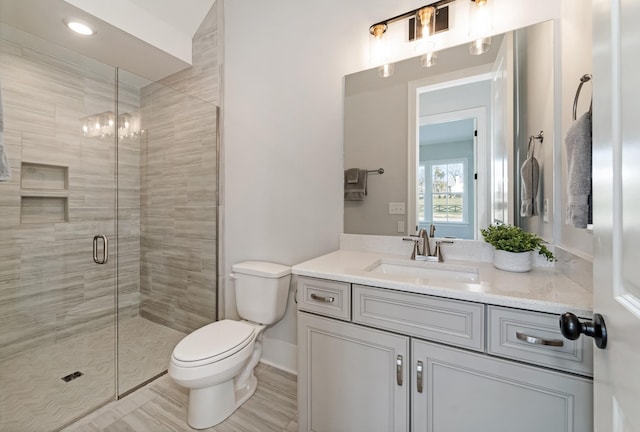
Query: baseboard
[{"left": 261, "top": 336, "right": 297, "bottom": 376}]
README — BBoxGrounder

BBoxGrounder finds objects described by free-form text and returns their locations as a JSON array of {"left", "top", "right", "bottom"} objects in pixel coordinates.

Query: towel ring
[
  {"left": 527, "top": 131, "right": 543, "bottom": 157},
  {"left": 573, "top": 74, "right": 592, "bottom": 121}
]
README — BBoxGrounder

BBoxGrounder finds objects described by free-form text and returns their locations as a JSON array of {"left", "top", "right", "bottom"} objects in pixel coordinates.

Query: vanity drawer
[
  {"left": 488, "top": 306, "right": 593, "bottom": 377},
  {"left": 353, "top": 285, "right": 485, "bottom": 352},
  {"left": 296, "top": 277, "right": 351, "bottom": 321}
]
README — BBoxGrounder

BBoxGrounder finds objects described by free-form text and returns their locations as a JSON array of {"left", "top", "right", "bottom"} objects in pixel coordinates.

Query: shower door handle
[{"left": 93, "top": 235, "right": 109, "bottom": 264}]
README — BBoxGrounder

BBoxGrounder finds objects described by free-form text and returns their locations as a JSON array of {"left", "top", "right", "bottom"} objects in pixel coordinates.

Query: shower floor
[{"left": 0, "top": 316, "right": 185, "bottom": 432}]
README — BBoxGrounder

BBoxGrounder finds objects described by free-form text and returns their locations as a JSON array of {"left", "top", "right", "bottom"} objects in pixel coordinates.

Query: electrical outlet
[
  {"left": 397, "top": 221, "right": 405, "bottom": 233},
  {"left": 389, "top": 202, "right": 406, "bottom": 215},
  {"left": 543, "top": 199, "right": 549, "bottom": 223}
]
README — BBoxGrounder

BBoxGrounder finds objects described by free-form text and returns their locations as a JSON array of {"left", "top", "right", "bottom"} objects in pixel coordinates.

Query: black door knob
[{"left": 559, "top": 312, "right": 607, "bottom": 349}]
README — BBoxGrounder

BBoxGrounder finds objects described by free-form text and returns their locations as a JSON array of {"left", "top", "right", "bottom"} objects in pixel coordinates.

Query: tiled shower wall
[
  {"left": 0, "top": 2, "right": 221, "bottom": 358},
  {"left": 138, "top": 3, "right": 220, "bottom": 333},
  {"left": 0, "top": 27, "right": 141, "bottom": 360}
]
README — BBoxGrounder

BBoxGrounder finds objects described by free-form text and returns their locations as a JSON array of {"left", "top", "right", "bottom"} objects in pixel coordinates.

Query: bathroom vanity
[{"left": 293, "top": 240, "right": 593, "bottom": 432}]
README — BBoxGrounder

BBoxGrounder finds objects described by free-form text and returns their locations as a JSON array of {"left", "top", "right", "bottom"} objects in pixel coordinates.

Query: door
[
  {"left": 297, "top": 312, "right": 409, "bottom": 432},
  {"left": 410, "top": 107, "right": 488, "bottom": 239},
  {"left": 0, "top": 41, "right": 117, "bottom": 430},
  {"left": 592, "top": 0, "right": 640, "bottom": 430}
]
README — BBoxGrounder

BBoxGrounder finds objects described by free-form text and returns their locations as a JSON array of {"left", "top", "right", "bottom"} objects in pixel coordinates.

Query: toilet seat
[{"left": 172, "top": 320, "right": 255, "bottom": 368}]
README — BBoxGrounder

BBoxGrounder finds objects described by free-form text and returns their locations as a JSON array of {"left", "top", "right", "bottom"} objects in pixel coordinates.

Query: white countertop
[{"left": 292, "top": 249, "right": 593, "bottom": 317}]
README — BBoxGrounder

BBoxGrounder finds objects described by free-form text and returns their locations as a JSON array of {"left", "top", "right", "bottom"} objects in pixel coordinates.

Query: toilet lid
[{"left": 172, "top": 320, "right": 255, "bottom": 364}]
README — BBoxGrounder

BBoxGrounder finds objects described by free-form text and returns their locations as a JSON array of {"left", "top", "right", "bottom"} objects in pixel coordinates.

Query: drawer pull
[
  {"left": 310, "top": 293, "right": 335, "bottom": 303},
  {"left": 516, "top": 331, "right": 564, "bottom": 347},
  {"left": 416, "top": 361, "right": 424, "bottom": 393},
  {"left": 396, "top": 355, "right": 403, "bottom": 386}
]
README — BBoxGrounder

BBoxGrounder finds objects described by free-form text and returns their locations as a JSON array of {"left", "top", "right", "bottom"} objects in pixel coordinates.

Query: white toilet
[{"left": 168, "top": 261, "right": 291, "bottom": 429}]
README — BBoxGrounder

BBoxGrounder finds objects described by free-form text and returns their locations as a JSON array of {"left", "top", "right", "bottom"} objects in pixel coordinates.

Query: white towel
[
  {"left": 0, "top": 83, "right": 10, "bottom": 182},
  {"left": 565, "top": 111, "right": 592, "bottom": 228}
]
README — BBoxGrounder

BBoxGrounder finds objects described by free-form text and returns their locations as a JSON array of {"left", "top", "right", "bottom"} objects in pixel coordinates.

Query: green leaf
[{"left": 480, "top": 224, "right": 556, "bottom": 262}]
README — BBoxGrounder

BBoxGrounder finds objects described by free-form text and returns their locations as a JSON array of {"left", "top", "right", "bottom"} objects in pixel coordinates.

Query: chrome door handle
[
  {"left": 416, "top": 361, "right": 424, "bottom": 393},
  {"left": 516, "top": 331, "right": 564, "bottom": 347},
  {"left": 396, "top": 355, "right": 403, "bottom": 386},
  {"left": 93, "top": 235, "right": 99, "bottom": 264},
  {"left": 310, "top": 293, "right": 335, "bottom": 303},
  {"left": 93, "top": 235, "right": 108, "bottom": 265}
]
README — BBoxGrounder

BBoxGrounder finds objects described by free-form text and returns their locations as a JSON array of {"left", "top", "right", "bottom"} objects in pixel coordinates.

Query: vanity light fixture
[
  {"left": 468, "top": 0, "right": 493, "bottom": 55},
  {"left": 64, "top": 19, "right": 95, "bottom": 36},
  {"left": 369, "top": 0, "right": 453, "bottom": 77}
]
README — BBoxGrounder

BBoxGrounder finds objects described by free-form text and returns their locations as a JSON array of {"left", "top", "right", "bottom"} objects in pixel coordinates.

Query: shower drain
[{"left": 61, "top": 371, "right": 84, "bottom": 383}]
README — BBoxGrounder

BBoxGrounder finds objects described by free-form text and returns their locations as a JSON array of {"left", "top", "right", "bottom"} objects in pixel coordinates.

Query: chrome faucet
[
  {"left": 403, "top": 225, "right": 450, "bottom": 260},
  {"left": 417, "top": 228, "right": 431, "bottom": 257}
]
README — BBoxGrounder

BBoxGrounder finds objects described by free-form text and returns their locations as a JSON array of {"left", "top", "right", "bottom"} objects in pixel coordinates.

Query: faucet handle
[
  {"left": 403, "top": 237, "right": 419, "bottom": 260},
  {"left": 434, "top": 240, "right": 454, "bottom": 262}
]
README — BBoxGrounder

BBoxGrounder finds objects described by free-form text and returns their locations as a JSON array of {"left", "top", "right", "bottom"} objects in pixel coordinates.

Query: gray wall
[{"left": 515, "top": 21, "right": 555, "bottom": 241}]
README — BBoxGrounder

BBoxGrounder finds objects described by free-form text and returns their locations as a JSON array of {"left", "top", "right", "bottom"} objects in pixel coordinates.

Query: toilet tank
[{"left": 231, "top": 261, "right": 291, "bottom": 325}]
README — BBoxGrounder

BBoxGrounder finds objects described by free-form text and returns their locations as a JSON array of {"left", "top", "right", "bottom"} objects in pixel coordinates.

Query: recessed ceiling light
[{"left": 65, "top": 20, "right": 95, "bottom": 36}]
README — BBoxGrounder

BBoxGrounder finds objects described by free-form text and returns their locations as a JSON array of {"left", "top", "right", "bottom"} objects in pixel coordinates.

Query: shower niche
[{"left": 20, "top": 162, "right": 69, "bottom": 223}]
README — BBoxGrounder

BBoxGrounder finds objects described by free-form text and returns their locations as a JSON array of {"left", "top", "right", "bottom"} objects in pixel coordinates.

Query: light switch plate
[{"left": 389, "top": 202, "right": 406, "bottom": 215}]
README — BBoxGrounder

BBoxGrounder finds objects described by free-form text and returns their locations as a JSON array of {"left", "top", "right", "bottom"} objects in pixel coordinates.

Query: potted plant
[{"left": 480, "top": 224, "right": 556, "bottom": 272}]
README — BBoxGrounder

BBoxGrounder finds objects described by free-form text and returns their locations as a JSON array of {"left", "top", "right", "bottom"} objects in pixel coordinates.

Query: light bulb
[
  {"left": 369, "top": 24, "right": 389, "bottom": 67},
  {"left": 468, "top": 0, "right": 493, "bottom": 39},
  {"left": 378, "top": 63, "right": 394, "bottom": 78},
  {"left": 419, "top": 52, "right": 438, "bottom": 68},
  {"left": 65, "top": 20, "right": 95, "bottom": 36},
  {"left": 469, "top": 37, "right": 491, "bottom": 55},
  {"left": 415, "top": 7, "right": 436, "bottom": 54}
]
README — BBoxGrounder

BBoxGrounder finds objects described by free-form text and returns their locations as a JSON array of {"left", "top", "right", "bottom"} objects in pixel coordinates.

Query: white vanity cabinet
[
  {"left": 297, "top": 312, "right": 409, "bottom": 432},
  {"left": 296, "top": 276, "right": 593, "bottom": 432},
  {"left": 411, "top": 339, "right": 592, "bottom": 431}
]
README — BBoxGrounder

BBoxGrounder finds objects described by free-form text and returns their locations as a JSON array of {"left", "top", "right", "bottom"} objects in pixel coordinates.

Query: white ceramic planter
[{"left": 493, "top": 249, "right": 533, "bottom": 272}]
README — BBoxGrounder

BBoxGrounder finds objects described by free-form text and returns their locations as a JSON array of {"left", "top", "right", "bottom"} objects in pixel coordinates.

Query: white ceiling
[
  {"left": 125, "top": 0, "right": 214, "bottom": 37},
  {"left": 0, "top": 0, "right": 215, "bottom": 81},
  {"left": 420, "top": 118, "right": 475, "bottom": 146}
]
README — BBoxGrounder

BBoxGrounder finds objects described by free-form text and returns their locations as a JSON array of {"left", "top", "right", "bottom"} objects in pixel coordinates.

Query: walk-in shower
[{"left": 0, "top": 20, "right": 219, "bottom": 431}]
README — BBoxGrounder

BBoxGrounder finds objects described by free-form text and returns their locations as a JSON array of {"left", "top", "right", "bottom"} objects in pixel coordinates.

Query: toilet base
[{"left": 186, "top": 373, "right": 258, "bottom": 430}]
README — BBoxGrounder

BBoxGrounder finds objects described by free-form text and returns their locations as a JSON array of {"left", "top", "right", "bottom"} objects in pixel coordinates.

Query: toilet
[{"left": 168, "top": 261, "right": 291, "bottom": 429}]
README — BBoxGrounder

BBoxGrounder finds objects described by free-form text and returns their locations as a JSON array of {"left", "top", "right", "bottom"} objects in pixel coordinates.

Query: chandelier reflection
[{"left": 81, "top": 111, "right": 140, "bottom": 139}]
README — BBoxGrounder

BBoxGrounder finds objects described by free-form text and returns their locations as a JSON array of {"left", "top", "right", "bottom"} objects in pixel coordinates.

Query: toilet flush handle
[{"left": 229, "top": 272, "right": 237, "bottom": 280}]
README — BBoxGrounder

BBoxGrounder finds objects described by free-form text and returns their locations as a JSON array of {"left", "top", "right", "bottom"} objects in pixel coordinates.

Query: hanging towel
[
  {"left": 565, "top": 111, "right": 592, "bottom": 228},
  {"left": 344, "top": 168, "right": 367, "bottom": 201},
  {"left": 0, "top": 83, "right": 10, "bottom": 182},
  {"left": 345, "top": 168, "right": 359, "bottom": 184},
  {"left": 520, "top": 138, "right": 540, "bottom": 217}
]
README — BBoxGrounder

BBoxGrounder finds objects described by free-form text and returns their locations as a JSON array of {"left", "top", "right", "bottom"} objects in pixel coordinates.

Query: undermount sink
[{"left": 365, "top": 259, "right": 480, "bottom": 284}]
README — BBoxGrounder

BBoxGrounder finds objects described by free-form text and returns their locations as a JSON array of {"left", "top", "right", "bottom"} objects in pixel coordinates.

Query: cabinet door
[
  {"left": 412, "top": 339, "right": 593, "bottom": 432},
  {"left": 298, "top": 312, "right": 409, "bottom": 432}
]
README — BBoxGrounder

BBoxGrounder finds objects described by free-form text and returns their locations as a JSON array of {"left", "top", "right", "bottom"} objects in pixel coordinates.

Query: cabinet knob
[{"left": 559, "top": 312, "right": 607, "bottom": 349}]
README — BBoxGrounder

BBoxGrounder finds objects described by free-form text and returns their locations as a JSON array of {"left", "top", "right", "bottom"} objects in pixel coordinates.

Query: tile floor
[
  {"left": 62, "top": 364, "right": 298, "bottom": 432},
  {"left": 0, "top": 316, "right": 186, "bottom": 432}
]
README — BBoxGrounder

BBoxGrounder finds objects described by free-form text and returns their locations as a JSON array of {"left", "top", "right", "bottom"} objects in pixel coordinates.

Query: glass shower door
[{"left": 0, "top": 23, "right": 118, "bottom": 431}]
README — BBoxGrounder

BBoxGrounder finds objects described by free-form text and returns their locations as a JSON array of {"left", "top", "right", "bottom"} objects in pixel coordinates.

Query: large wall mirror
[{"left": 344, "top": 20, "right": 555, "bottom": 240}]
